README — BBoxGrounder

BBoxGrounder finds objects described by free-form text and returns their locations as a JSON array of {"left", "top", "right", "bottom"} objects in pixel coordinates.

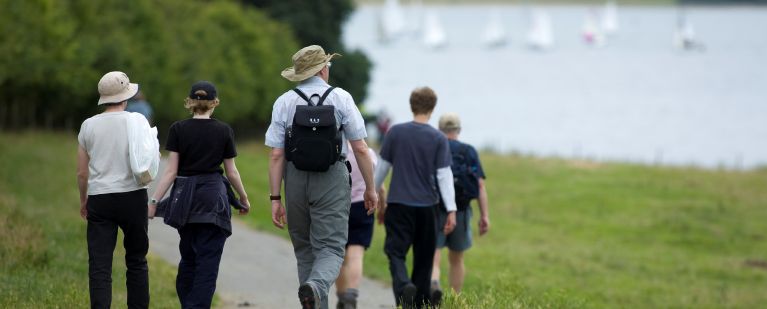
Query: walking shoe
[
  {"left": 430, "top": 280, "right": 443, "bottom": 308},
  {"left": 400, "top": 283, "right": 417, "bottom": 309},
  {"left": 336, "top": 288, "right": 358, "bottom": 309},
  {"left": 339, "top": 297, "right": 357, "bottom": 309},
  {"left": 299, "top": 282, "right": 320, "bottom": 309},
  {"left": 430, "top": 287, "right": 443, "bottom": 308}
]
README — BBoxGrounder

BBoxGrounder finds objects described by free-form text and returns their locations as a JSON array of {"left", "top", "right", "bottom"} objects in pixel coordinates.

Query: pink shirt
[{"left": 348, "top": 147, "right": 377, "bottom": 203}]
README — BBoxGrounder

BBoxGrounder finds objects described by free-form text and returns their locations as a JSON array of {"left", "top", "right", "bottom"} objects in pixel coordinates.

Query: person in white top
[{"left": 77, "top": 71, "right": 149, "bottom": 309}]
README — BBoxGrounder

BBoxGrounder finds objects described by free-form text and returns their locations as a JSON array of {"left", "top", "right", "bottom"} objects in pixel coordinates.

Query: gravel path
[{"left": 147, "top": 162, "right": 395, "bottom": 308}]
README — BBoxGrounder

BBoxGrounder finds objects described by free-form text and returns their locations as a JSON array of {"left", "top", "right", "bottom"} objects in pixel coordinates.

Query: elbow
[
  {"left": 225, "top": 169, "right": 239, "bottom": 180},
  {"left": 164, "top": 168, "right": 177, "bottom": 179},
  {"left": 269, "top": 149, "right": 285, "bottom": 162},
  {"left": 76, "top": 169, "right": 88, "bottom": 181},
  {"left": 353, "top": 145, "right": 369, "bottom": 157}
]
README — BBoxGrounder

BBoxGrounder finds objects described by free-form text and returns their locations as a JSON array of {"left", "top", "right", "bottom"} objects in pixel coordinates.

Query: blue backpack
[{"left": 450, "top": 142, "right": 479, "bottom": 206}]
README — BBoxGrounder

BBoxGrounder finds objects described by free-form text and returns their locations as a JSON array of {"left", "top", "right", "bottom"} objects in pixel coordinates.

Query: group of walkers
[{"left": 76, "top": 45, "right": 489, "bottom": 309}]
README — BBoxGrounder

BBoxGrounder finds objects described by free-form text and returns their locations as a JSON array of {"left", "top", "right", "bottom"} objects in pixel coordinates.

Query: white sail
[
  {"left": 482, "top": 12, "right": 507, "bottom": 47},
  {"left": 583, "top": 10, "right": 607, "bottom": 47},
  {"left": 423, "top": 11, "right": 447, "bottom": 49},
  {"left": 527, "top": 10, "right": 554, "bottom": 50},
  {"left": 601, "top": 1, "right": 619, "bottom": 36},
  {"left": 380, "top": 0, "right": 406, "bottom": 43},
  {"left": 674, "top": 17, "right": 699, "bottom": 50}
]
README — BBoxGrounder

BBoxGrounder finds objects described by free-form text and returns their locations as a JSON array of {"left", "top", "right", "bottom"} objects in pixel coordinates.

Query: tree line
[{"left": 1, "top": 0, "right": 371, "bottom": 135}]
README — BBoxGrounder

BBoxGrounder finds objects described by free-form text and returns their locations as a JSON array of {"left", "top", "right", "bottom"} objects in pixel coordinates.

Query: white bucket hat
[{"left": 97, "top": 71, "right": 139, "bottom": 105}]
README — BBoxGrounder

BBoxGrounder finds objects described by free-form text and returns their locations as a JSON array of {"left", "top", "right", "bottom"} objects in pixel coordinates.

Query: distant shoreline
[{"left": 355, "top": 0, "right": 767, "bottom": 7}]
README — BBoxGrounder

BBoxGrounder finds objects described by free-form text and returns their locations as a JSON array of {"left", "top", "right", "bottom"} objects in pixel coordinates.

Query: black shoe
[
  {"left": 400, "top": 283, "right": 417, "bottom": 309},
  {"left": 299, "top": 283, "right": 320, "bottom": 309},
  {"left": 337, "top": 290, "right": 358, "bottom": 309},
  {"left": 430, "top": 287, "right": 443, "bottom": 308},
  {"left": 340, "top": 297, "right": 356, "bottom": 309}
]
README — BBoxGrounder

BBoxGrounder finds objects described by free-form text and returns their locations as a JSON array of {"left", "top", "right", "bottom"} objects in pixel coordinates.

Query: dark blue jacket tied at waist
[{"left": 156, "top": 173, "right": 244, "bottom": 236}]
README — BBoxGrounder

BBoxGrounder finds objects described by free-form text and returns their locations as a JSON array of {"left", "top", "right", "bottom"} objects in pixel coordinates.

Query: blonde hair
[{"left": 184, "top": 90, "right": 218, "bottom": 114}]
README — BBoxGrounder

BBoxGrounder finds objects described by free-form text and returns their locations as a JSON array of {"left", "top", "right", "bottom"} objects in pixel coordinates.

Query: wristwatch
[
  {"left": 269, "top": 194, "right": 281, "bottom": 201},
  {"left": 149, "top": 198, "right": 158, "bottom": 205}
]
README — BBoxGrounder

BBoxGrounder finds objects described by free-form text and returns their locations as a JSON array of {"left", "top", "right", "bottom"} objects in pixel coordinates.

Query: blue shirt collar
[{"left": 299, "top": 76, "right": 329, "bottom": 87}]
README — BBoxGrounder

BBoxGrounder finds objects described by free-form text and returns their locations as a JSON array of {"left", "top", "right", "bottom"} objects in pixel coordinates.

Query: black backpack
[
  {"left": 450, "top": 141, "right": 480, "bottom": 206},
  {"left": 285, "top": 87, "right": 342, "bottom": 172}
]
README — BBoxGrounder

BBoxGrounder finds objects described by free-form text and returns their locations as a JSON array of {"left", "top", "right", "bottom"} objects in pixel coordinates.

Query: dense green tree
[
  {"left": 242, "top": 0, "right": 372, "bottom": 105},
  {"left": 0, "top": 0, "right": 298, "bottom": 132}
]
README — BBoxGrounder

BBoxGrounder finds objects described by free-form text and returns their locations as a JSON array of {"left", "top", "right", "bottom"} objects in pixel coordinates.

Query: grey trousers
[{"left": 285, "top": 161, "right": 351, "bottom": 309}]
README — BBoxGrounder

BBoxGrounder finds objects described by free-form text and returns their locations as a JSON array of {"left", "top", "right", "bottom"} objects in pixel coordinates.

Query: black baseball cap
[{"left": 188, "top": 81, "right": 217, "bottom": 100}]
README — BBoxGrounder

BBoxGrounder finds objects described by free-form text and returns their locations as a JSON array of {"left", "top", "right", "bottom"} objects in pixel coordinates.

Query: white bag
[{"left": 126, "top": 113, "right": 160, "bottom": 186}]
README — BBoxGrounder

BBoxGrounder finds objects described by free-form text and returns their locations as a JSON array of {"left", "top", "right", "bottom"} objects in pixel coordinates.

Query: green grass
[
  {"left": 0, "top": 132, "right": 180, "bottom": 308},
  {"left": 235, "top": 140, "right": 767, "bottom": 308},
  {"left": 5, "top": 130, "right": 763, "bottom": 308}
]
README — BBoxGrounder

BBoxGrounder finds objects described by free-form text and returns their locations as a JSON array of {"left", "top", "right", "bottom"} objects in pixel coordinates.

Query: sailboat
[
  {"left": 583, "top": 9, "right": 606, "bottom": 47},
  {"left": 422, "top": 11, "right": 447, "bottom": 49},
  {"left": 482, "top": 12, "right": 507, "bottom": 48},
  {"left": 673, "top": 10, "right": 705, "bottom": 51},
  {"left": 601, "top": 1, "right": 619, "bottom": 36},
  {"left": 526, "top": 10, "right": 554, "bottom": 50},
  {"left": 379, "top": 0, "right": 406, "bottom": 44}
]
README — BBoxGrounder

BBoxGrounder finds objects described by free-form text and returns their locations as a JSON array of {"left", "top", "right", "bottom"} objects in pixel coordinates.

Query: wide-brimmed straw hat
[
  {"left": 97, "top": 71, "right": 139, "bottom": 105},
  {"left": 281, "top": 45, "right": 341, "bottom": 82}
]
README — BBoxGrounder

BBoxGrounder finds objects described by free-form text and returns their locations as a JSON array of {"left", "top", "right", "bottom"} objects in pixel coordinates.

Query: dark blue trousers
[
  {"left": 176, "top": 223, "right": 227, "bottom": 309},
  {"left": 384, "top": 203, "right": 438, "bottom": 308}
]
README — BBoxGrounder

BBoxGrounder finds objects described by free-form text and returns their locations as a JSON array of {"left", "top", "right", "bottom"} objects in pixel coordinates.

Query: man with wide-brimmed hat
[
  {"left": 77, "top": 71, "right": 150, "bottom": 308},
  {"left": 265, "top": 45, "right": 379, "bottom": 309}
]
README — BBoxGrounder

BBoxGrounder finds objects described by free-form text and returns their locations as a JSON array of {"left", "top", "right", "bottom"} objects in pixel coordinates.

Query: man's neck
[
  {"left": 413, "top": 113, "right": 431, "bottom": 124},
  {"left": 103, "top": 104, "right": 125, "bottom": 113},
  {"left": 446, "top": 132, "right": 459, "bottom": 140}
]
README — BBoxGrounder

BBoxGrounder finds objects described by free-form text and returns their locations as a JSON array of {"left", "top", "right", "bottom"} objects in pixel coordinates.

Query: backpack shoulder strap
[
  {"left": 292, "top": 88, "right": 313, "bottom": 106},
  {"left": 317, "top": 87, "right": 337, "bottom": 106},
  {"left": 460, "top": 142, "right": 477, "bottom": 171},
  {"left": 461, "top": 142, "right": 472, "bottom": 158}
]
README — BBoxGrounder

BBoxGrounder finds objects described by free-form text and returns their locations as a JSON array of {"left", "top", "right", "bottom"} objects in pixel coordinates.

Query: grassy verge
[
  {"left": 235, "top": 140, "right": 767, "bottom": 308},
  {"left": 0, "top": 132, "right": 179, "bottom": 308}
]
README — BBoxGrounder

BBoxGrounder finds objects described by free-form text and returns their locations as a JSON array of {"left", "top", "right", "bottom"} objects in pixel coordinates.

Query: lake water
[{"left": 342, "top": 5, "right": 767, "bottom": 169}]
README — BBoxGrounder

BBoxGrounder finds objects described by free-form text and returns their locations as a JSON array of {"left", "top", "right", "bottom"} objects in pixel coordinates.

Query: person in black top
[{"left": 148, "top": 81, "right": 250, "bottom": 308}]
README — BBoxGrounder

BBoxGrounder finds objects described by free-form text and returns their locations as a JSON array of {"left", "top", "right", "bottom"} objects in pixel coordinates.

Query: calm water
[{"left": 342, "top": 5, "right": 767, "bottom": 168}]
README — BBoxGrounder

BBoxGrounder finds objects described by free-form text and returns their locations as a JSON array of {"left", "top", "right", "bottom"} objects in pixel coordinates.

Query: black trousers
[
  {"left": 384, "top": 203, "right": 438, "bottom": 308},
  {"left": 176, "top": 223, "right": 227, "bottom": 309},
  {"left": 87, "top": 189, "right": 149, "bottom": 309}
]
